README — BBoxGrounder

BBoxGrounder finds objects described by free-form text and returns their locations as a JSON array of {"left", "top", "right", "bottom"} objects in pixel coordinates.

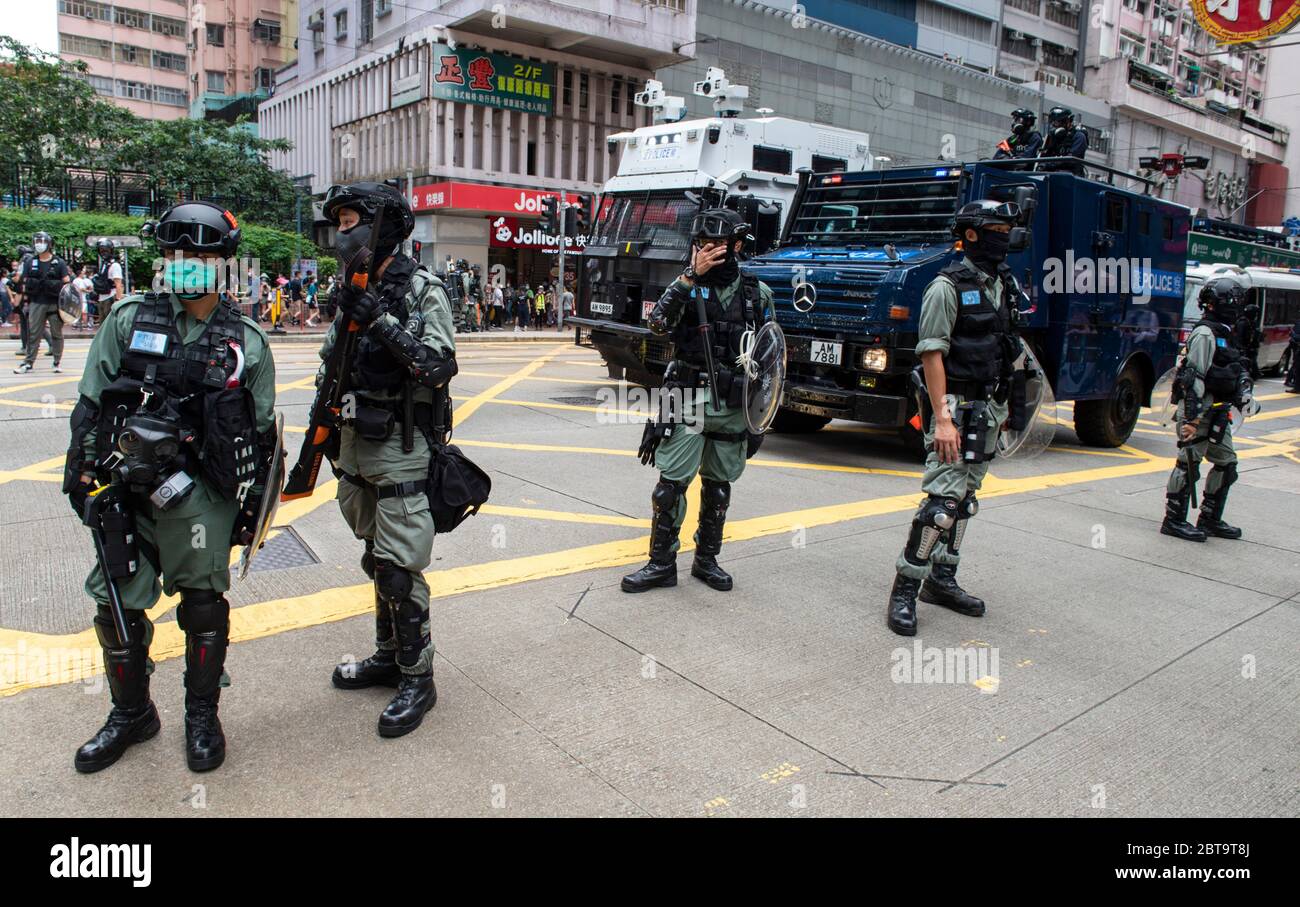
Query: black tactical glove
[
  {"left": 338, "top": 284, "right": 383, "bottom": 326},
  {"left": 68, "top": 475, "right": 96, "bottom": 521}
]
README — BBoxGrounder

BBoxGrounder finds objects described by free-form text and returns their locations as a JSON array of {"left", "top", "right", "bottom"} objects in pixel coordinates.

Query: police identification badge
[
  {"left": 128, "top": 330, "right": 169, "bottom": 356},
  {"left": 960, "top": 290, "right": 981, "bottom": 307}
]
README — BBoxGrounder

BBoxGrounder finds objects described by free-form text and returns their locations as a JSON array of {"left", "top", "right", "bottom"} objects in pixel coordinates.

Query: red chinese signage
[
  {"left": 408, "top": 181, "right": 561, "bottom": 215},
  {"left": 1191, "top": 0, "right": 1300, "bottom": 43}
]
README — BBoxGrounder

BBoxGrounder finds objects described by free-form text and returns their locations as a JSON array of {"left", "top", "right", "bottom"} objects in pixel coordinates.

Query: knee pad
[
  {"left": 1211, "top": 462, "right": 1238, "bottom": 488},
  {"left": 918, "top": 496, "right": 959, "bottom": 530},
  {"left": 701, "top": 479, "right": 731, "bottom": 511},
  {"left": 956, "top": 493, "right": 978, "bottom": 520},
  {"left": 904, "top": 497, "right": 959, "bottom": 566},
  {"left": 652, "top": 478, "right": 686, "bottom": 514},
  {"left": 93, "top": 605, "right": 147, "bottom": 649},
  {"left": 175, "top": 589, "right": 230, "bottom": 634},
  {"left": 361, "top": 539, "right": 376, "bottom": 579},
  {"left": 374, "top": 559, "right": 414, "bottom": 605}
]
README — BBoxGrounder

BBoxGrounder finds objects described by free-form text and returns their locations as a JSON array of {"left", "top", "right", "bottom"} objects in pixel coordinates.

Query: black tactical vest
[
  {"left": 24, "top": 256, "right": 66, "bottom": 305},
  {"left": 92, "top": 260, "right": 115, "bottom": 297},
  {"left": 1193, "top": 319, "right": 1245, "bottom": 401},
  {"left": 96, "top": 293, "right": 256, "bottom": 500},
  {"left": 670, "top": 275, "right": 764, "bottom": 371},
  {"left": 938, "top": 260, "right": 1016, "bottom": 385},
  {"left": 353, "top": 255, "right": 431, "bottom": 392}
]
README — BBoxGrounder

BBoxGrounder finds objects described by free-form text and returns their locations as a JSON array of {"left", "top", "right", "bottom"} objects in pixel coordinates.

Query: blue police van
[{"left": 745, "top": 160, "right": 1191, "bottom": 448}]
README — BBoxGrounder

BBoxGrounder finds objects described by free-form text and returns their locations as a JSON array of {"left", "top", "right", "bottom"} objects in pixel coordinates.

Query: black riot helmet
[
  {"left": 96, "top": 237, "right": 116, "bottom": 259},
  {"left": 691, "top": 207, "right": 750, "bottom": 249},
  {"left": 146, "top": 201, "right": 241, "bottom": 256},
  {"left": 951, "top": 200, "right": 1021, "bottom": 238},
  {"left": 1199, "top": 278, "right": 1246, "bottom": 324},
  {"left": 32, "top": 231, "right": 53, "bottom": 253},
  {"left": 1048, "top": 106, "right": 1074, "bottom": 129},
  {"left": 1011, "top": 107, "right": 1037, "bottom": 134},
  {"left": 323, "top": 180, "right": 414, "bottom": 257}
]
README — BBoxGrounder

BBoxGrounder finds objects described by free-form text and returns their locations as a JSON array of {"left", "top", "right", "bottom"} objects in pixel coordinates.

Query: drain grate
[
  {"left": 550, "top": 396, "right": 605, "bottom": 407},
  {"left": 248, "top": 526, "right": 320, "bottom": 573}
]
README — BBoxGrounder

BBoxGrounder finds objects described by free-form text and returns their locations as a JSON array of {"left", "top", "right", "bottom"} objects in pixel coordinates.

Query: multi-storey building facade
[
  {"left": 1085, "top": 0, "right": 1288, "bottom": 222},
  {"left": 260, "top": 0, "right": 694, "bottom": 279},
  {"left": 188, "top": 1, "right": 298, "bottom": 125},
  {"left": 57, "top": 0, "right": 192, "bottom": 120}
]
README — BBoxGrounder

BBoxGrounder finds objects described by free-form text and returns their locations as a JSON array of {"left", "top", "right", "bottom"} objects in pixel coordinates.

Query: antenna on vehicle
[
  {"left": 634, "top": 79, "right": 687, "bottom": 123},
  {"left": 693, "top": 67, "right": 748, "bottom": 118}
]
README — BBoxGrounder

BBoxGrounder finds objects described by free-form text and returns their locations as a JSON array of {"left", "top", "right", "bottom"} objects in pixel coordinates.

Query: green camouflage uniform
[
  {"left": 896, "top": 258, "right": 1007, "bottom": 580},
  {"left": 319, "top": 266, "right": 455, "bottom": 675}
]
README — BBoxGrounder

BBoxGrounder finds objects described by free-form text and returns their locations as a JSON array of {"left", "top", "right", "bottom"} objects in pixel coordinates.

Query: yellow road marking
[
  {"left": 1251, "top": 405, "right": 1300, "bottom": 422},
  {"left": 453, "top": 348, "right": 565, "bottom": 422},
  {"left": 480, "top": 504, "right": 648, "bottom": 528},
  {"left": 0, "top": 376, "right": 79, "bottom": 392},
  {"left": 0, "top": 397, "right": 73, "bottom": 412},
  {"left": 1048, "top": 445, "right": 1147, "bottom": 460},
  {"left": 0, "top": 455, "right": 68, "bottom": 485},
  {"left": 1257, "top": 427, "right": 1300, "bottom": 443}
]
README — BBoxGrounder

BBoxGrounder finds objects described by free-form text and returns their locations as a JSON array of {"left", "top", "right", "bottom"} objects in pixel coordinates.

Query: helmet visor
[{"left": 155, "top": 219, "right": 228, "bottom": 251}]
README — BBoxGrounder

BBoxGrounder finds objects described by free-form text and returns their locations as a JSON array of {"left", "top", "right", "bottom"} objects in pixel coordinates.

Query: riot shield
[
  {"left": 1150, "top": 366, "right": 1180, "bottom": 427},
  {"left": 742, "top": 321, "right": 787, "bottom": 435},
  {"left": 997, "top": 345, "right": 1057, "bottom": 459},
  {"left": 239, "top": 411, "right": 286, "bottom": 580}
]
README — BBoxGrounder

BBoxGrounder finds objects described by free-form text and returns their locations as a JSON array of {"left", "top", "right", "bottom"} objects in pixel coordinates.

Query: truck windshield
[
  {"left": 788, "top": 172, "right": 961, "bottom": 245},
  {"left": 592, "top": 191, "right": 699, "bottom": 253}
]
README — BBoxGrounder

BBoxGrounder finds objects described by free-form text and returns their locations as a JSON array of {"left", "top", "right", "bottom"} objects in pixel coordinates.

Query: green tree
[
  {"left": 0, "top": 35, "right": 304, "bottom": 234},
  {"left": 0, "top": 36, "right": 132, "bottom": 198}
]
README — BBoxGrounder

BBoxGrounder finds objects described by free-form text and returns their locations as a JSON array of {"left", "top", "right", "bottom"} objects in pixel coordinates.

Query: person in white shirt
[
  {"left": 72, "top": 266, "right": 95, "bottom": 327},
  {"left": 491, "top": 284, "right": 504, "bottom": 330}
]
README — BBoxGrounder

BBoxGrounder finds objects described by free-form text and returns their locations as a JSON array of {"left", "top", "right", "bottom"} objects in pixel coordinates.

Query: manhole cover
[
  {"left": 550, "top": 396, "right": 605, "bottom": 407},
  {"left": 248, "top": 526, "right": 320, "bottom": 573}
]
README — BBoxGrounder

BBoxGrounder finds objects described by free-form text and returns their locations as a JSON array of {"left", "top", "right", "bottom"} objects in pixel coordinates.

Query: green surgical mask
[{"left": 163, "top": 258, "right": 218, "bottom": 300}]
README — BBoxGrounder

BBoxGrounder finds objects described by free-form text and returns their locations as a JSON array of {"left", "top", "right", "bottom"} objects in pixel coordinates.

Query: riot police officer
[
  {"left": 993, "top": 108, "right": 1043, "bottom": 164},
  {"left": 14, "top": 231, "right": 70, "bottom": 374},
  {"left": 622, "top": 208, "right": 775, "bottom": 594},
  {"left": 1285, "top": 315, "right": 1300, "bottom": 393},
  {"left": 92, "top": 237, "right": 125, "bottom": 318},
  {"left": 1039, "top": 107, "right": 1088, "bottom": 175},
  {"left": 321, "top": 181, "right": 457, "bottom": 738},
  {"left": 1161, "top": 279, "right": 1250, "bottom": 542},
  {"left": 887, "top": 201, "right": 1029, "bottom": 636},
  {"left": 63, "top": 202, "right": 278, "bottom": 772}
]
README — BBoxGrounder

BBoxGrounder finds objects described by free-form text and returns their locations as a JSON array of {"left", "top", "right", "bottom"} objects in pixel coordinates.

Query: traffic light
[
  {"left": 573, "top": 196, "right": 590, "bottom": 236},
  {"left": 541, "top": 195, "right": 559, "bottom": 235}
]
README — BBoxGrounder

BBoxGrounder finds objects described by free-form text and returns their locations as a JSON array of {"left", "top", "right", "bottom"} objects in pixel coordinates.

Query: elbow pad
[
  {"left": 63, "top": 395, "right": 100, "bottom": 494},
  {"left": 367, "top": 317, "right": 458, "bottom": 387},
  {"left": 648, "top": 282, "right": 690, "bottom": 335}
]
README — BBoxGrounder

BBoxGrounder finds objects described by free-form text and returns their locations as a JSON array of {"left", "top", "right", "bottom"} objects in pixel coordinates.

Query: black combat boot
[
  {"left": 378, "top": 672, "right": 437, "bottom": 738},
  {"left": 377, "top": 566, "right": 437, "bottom": 738},
  {"left": 622, "top": 479, "right": 684, "bottom": 593},
  {"left": 887, "top": 574, "right": 921, "bottom": 637},
  {"left": 1160, "top": 465, "right": 1207, "bottom": 542},
  {"left": 178, "top": 591, "right": 229, "bottom": 771},
  {"left": 691, "top": 479, "right": 733, "bottom": 591},
  {"left": 333, "top": 576, "right": 401, "bottom": 689},
  {"left": 920, "top": 563, "right": 986, "bottom": 616},
  {"left": 75, "top": 609, "right": 160, "bottom": 774},
  {"left": 1197, "top": 464, "right": 1242, "bottom": 539}
]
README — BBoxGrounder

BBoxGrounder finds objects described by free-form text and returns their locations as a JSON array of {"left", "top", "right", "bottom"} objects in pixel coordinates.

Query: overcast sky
[{"left": 5, "top": 4, "right": 59, "bottom": 54}]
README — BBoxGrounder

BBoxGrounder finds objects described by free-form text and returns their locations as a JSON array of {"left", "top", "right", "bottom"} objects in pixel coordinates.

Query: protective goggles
[
  {"left": 155, "top": 219, "right": 229, "bottom": 250},
  {"left": 690, "top": 213, "right": 745, "bottom": 241},
  {"left": 983, "top": 202, "right": 1021, "bottom": 220}
]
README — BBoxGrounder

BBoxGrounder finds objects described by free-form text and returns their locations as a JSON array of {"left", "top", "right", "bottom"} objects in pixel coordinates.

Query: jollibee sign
[
  {"left": 489, "top": 216, "right": 587, "bottom": 251},
  {"left": 409, "top": 181, "right": 562, "bottom": 215}
]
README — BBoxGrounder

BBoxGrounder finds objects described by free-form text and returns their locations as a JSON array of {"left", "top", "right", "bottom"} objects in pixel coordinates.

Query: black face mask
[
  {"left": 968, "top": 230, "right": 1010, "bottom": 269},
  {"left": 335, "top": 222, "right": 374, "bottom": 281},
  {"left": 1210, "top": 302, "right": 1239, "bottom": 325}
]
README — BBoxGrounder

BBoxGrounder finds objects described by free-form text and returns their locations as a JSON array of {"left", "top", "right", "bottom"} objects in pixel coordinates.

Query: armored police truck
[
  {"left": 746, "top": 161, "right": 1190, "bottom": 448},
  {"left": 569, "top": 70, "right": 871, "bottom": 385}
]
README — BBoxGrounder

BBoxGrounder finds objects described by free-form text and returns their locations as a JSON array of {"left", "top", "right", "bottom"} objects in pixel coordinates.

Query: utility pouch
[
  {"left": 352, "top": 404, "right": 395, "bottom": 442},
  {"left": 201, "top": 386, "right": 257, "bottom": 500},
  {"left": 97, "top": 506, "right": 140, "bottom": 581}
]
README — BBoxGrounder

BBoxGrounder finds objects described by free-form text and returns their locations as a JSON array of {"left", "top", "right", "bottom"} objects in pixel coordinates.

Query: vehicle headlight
[{"left": 861, "top": 348, "right": 888, "bottom": 372}]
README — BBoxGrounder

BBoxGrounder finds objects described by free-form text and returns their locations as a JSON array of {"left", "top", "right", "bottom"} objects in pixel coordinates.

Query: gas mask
[{"left": 113, "top": 405, "right": 196, "bottom": 510}]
